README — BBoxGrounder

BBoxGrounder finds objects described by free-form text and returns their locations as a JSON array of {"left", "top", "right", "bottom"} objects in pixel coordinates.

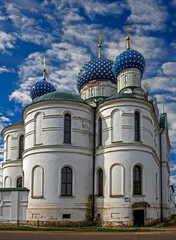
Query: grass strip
[{"left": 0, "top": 226, "right": 165, "bottom": 232}]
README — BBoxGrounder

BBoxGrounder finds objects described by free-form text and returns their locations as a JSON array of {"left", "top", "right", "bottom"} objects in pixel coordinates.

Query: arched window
[
  {"left": 19, "top": 135, "right": 24, "bottom": 159},
  {"left": 98, "top": 117, "right": 102, "bottom": 147},
  {"left": 97, "top": 168, "right": 103, "bottom": 196},
  {"left": 61, "top": 167, "right": 72, "bottom": 196},
  {"left": 133, "top": 165, "right": 142, "bottom": 195},
  {"left": 17, "top": 177, "right": 22, "bottom": 188},
  {"left": 64, "top": 113, "right": 71, "bottom": 143},
  {"left": 134, "top": 111, "right": 140, "bottom": 141}
]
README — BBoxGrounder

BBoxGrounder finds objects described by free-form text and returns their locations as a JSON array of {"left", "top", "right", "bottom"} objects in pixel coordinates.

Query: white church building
[{"left": 0, "top": 29, "right": 174, "bottom": 227}]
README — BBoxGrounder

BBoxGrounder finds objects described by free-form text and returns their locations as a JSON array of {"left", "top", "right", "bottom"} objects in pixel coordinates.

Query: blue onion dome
[
  {"left": 30, "top": 61, "right": 56, "bottom": 100},
  {"left": 113, "top": 49, "right": 146, "bottom": 78},
  {"left": 77, "top": 58, "right": 116, "bottom": 92},
  {"left": 30, "top": 78, "right": 56, "bottom": 100},
  {"left": 113, "top": 25, "right": 146, "bottom": 78}
]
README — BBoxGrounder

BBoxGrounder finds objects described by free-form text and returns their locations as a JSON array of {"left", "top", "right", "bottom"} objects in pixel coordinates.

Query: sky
[{"left": 0, "top": 0, "right": 175, "bottom": 199}]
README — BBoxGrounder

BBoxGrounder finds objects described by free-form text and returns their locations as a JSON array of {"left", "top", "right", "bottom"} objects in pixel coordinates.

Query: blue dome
[
  {"left": 77, "top": 58, "right": 116, "bottom": 92},
  {"left": 30, "top": 79, "right": 56, "bottom": 100},
  {"left": 113, "top": 49, "right": 145, "bottom": 78}
]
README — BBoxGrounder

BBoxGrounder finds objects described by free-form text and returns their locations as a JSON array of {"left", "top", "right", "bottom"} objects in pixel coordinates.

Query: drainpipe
[
  {"left": 159, "top": 128, "right": 164, "bottom": 222},
  {"left": 92, "top": 107, "right": 96, "bottom": 222}
]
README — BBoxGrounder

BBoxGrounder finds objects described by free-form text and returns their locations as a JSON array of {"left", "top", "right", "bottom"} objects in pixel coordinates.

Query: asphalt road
[{"left": 0, "top": 231, "right": 176, "bottom": 240}]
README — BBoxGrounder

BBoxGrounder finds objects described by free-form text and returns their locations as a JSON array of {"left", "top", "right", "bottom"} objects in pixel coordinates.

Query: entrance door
[{"left": 133, "top": 210, "right": 144, "bottom": 227}]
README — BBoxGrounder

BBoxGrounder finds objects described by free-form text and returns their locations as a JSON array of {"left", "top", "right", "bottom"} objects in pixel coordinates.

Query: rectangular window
[{"left": 62, "top": 214, "right": 71, "bottom": 219}]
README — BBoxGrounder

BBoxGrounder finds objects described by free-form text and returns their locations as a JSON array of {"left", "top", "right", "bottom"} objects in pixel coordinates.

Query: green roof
[
  {"left": 0, "top": 187, "right": 29, "bottom": 192},
  {"left": 11, "top": 120, "right": 24, "bottom": 126},
  {"left": 33, "top": 91, "right": 86, "bottom": 104},
  {"left": 160, "top": 113, "right": 167, "bottom": 128},
  {"left": 105, "top": 92, "right": 147, "bottom": 101}
]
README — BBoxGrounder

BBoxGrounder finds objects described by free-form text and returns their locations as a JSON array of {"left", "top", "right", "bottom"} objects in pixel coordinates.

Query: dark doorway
[{"left": 133, "top": 210, "right": 144, "bottom": 227}]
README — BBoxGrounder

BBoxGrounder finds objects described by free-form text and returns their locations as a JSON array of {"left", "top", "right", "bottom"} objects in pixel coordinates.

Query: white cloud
[
  {"left": 0, "top": 31, "right": 15, "bottom": 54},
  {"left": 5, "top": 2, "right": 54, "bottom": 46},
  {"left": 127, "top": 0, "right": 168, "bottom": 33},
  {"left": 0, "top": 66, "right": 11, "bottom": 74},
  {"left": 161, "top": 62, "right": 176, "bottom": 76}
]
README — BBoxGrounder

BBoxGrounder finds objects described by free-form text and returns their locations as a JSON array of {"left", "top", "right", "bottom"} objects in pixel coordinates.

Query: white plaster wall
[
  {"left": 95, "top": 98, "right": 161, "bottom": 224},
  {"left": 23, "top": 100, "right": 93, "bottom": 222},
  {"left": 80, "top": 80, "right": 116, "bottom": 100},
  {"left": 2, "top": 126, "right": 24, "bottom": 188},
  {"left": 117, "top": 68, "right": 142, "bottom": 92},
  {"left": 0, "top": 190, "right": 29, "bottom": 221}
]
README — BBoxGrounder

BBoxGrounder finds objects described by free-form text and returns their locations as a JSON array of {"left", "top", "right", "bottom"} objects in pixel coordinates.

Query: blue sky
[{"left": 0, "top": 0, "right": 175, "bottom": 199}]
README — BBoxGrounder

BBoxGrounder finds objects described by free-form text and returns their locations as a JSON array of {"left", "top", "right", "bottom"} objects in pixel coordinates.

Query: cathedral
[{"left": 0, "top": 27, "right": 174, "bottom": 227}]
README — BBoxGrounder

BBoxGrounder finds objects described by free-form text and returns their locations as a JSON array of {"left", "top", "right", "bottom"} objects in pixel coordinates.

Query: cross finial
[
  {"left": 97, "top": 34, "right": 103, "bottom": 58},
  {"left": 97, "top": 34, "right": 103, "bottom": 44},
  {"left": 163, "top": 104, "right": 165, "bottom": 113},
  {"left": 144, "top": 82, "right": 149, "bottom": 93},
  {"left": 124, "top": 25, "right": 132, "bottom": 49},
  {"left": 42, "top": 58, "right": 47, "bottom": 79}
]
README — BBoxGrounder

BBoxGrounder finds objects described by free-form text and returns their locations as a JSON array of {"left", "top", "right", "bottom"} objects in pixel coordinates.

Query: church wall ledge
[{"left": 0, "top": 187, "right": 29, "bottom": 191}]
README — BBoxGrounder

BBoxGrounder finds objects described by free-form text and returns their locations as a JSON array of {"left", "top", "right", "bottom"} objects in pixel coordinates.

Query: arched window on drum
[
  {"left": 19, "top": 135, "right": 24, "bottom": 159},
  {"left": 134, "top": 111, "right": 140, "bottom": 141},
  {"left": 64, "top": 114, "right": 71, "bottom": 143}
]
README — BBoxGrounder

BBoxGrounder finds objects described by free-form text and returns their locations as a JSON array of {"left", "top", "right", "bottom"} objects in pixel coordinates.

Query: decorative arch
[
  {"left": 32, "top": 165, "right": 44, "bottom": 198},
  {"left": 110, "top": 164, "right": 124, "bottom": 196},
  {"left": 6, "top": 135, "right": 12, "bottom": 160},
  {"left": 4, "top": 176, "right": 11, "bottom": 187},
  {"left": 64, "top": 113, "right": 71, "bottom": 143},
  {"left": 34, "top": 112, "right": 43, "bottom": 145},
  {"left": 111, "top": 109, "right": 122, "bottom": 142}
]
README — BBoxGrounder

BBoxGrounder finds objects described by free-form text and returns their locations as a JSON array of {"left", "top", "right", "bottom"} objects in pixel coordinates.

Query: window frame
[
  {"left": 98, "top": 117, "right": 102, "bottom": 147},
  {"left": 97, "top": 168, "right": 103, "bottom": 196},
  {"left": 61, "top": 167, "right": 72, "bottom": 196},
  {"left": 19, "top": 135, "right": 24, "bottom": 159},
  {"left": 64, "top": 113, "right": 71, "bottom": 144},
  {"left": 133, "top": 165, "right": 142, "bottom": 195},
  {"left": 16, "top": 176, "right": 23, "bottom": 188},
  {"left": 134, "top": 111, "right": 140, "bottom": 141}
]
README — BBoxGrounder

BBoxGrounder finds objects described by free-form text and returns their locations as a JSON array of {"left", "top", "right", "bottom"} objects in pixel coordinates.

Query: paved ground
[{"left": 0, "top": 231, "right": 176, "bottom": 240}]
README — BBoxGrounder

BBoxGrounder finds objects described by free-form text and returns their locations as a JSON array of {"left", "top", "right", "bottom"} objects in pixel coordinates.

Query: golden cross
[
  {"left": 97, "top": 34, "right": 103, "bottom": 44},
  {"left": 43, "top": 58, "right": 47, "bottom": 69},
  {"left": 124, "top": 25, "right": 132, "bottom": 37},
  {"left": 144, "top": 82, "right": 149, "bottom": 92},
  {"left": 124, "top": 25, "right": 132, "bottom": 49}
]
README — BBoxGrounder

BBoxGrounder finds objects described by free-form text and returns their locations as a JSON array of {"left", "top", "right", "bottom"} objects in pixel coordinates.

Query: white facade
[{"left": 0, "top": 40, "right": 174, "bottom": 226}]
